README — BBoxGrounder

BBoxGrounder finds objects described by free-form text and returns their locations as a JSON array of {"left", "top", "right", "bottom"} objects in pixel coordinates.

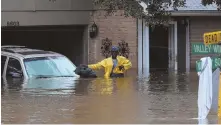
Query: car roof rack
[
  {"left": 1, "top": 45, "right": 27, "bottom": 53},
  {"left": 1, "top": 45, "right": 26, "bottom": 48},
  {"left": 2, "top": 49, "right": 16, "bottom": 53},
  {"left": 1, "top": 45, "right": 56, "bottom": 55}
]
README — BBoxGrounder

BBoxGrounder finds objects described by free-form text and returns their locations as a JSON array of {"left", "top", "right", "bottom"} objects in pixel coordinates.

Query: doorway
[
  {"left": 149, "top": 22, "right": 178, "bottom": 72},
  {"left": 149, "top": 25, "right": 169, "bottom": 72}
]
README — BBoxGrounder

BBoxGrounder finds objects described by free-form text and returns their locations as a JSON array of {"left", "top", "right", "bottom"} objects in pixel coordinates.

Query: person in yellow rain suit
[{"left": 82, "top": 46, "right": 132, "bottom": 78}]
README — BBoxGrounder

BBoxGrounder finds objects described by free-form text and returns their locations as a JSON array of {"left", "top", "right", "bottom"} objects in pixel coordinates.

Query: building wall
[
  {"left": 189, "top": 16, "right": 221, "bottom": 69},
  {"left": 88, "top": 10, "right": 138, "bottom": 73},
  {"left": 1, "top": 0, "right": 93, "bottom": 26}
]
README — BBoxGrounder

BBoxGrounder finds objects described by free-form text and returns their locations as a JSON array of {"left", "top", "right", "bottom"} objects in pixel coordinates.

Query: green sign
[
  {"left": 191, "top": 42, "right": 221, "bottom": 54},
  {"left": 196, "top": 57, "right": 221, "bottom": 72}
]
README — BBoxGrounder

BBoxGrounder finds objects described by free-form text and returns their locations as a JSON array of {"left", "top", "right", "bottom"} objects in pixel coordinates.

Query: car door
[{"left": 6, "top": 57, "right": 24, "bottom": 79}]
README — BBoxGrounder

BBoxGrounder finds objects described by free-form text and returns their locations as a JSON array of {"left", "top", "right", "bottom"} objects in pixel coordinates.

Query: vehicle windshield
[{"left": 24, "top": 56, "right": 78, "bottom": 77}]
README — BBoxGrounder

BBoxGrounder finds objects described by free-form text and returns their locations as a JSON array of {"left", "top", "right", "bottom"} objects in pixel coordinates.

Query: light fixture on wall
[{"left": 89, "top": 22, "right": 98, "bottom": 38}]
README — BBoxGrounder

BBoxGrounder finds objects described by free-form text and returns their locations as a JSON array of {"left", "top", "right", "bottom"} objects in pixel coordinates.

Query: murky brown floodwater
[{"left": 1, "top": 71, "right": 220, "bottom": 124}]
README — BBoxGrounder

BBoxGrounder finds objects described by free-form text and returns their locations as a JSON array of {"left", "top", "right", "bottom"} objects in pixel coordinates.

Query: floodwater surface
[{"left": 1, "top": 71, "right": 220, "bottom": 124}]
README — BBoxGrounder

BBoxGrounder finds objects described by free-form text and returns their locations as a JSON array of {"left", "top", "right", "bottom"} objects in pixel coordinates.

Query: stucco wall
[
  {"left": 189, "top": 16, "right": 221, "bottom": 69},
  {"left": 1, "top": 0, "right": 93, "bottom": 26},
  {"left": 2, "top": 0, "right": 93, "bottom": 11}
]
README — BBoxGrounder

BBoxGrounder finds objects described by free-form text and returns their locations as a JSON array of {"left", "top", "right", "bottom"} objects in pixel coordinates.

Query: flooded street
[{"left": 1, "top": 71, "right": 219, "bottom": 124}]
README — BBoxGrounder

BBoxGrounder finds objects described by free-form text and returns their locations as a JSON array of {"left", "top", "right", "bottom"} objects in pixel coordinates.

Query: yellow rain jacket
[{"left": 88, "top": 56, "right": 132, "bottom": 78}]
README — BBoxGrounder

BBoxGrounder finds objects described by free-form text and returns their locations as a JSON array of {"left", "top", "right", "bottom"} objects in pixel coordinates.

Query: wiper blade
[
  {"left": 32, "top": 75, "right": 56, "bottom": 78},
  {"left": 32, "top": 75, "right": 74, "bottom": 78},
  {"left": 57, "top": 75, "right": 74, "bottom": 77}
]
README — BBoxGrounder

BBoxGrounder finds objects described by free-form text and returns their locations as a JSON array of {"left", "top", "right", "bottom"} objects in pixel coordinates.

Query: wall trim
[{"left": 171, "top": 11, "right": 221, "bottom": 16}]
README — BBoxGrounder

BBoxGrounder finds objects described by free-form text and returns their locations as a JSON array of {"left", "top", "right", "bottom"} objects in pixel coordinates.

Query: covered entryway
[
  {"left": 138, "top": 20, "right": 187, "bottom": 75},
  {"left": 1, "top": 25, "right": 88, "bottom": 66},
  {"left": 149, "top": 21, "right": 179, "bottom": 72}
]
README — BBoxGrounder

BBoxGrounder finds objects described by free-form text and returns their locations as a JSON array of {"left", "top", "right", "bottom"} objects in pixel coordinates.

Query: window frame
[
  {"left": 1, "top": 55, "right": 9, "bottom": 77},
  {"left": 4, "top": 55, "right": 25, "bottom": 78}
]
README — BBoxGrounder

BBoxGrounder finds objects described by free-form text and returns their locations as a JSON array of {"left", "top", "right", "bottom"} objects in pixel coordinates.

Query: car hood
[
  {"left": 23, "top": 77, "right": 80, "bottom": 89},
  {"left": 2, "top": 76, "right": 82, "bottom": 95}
]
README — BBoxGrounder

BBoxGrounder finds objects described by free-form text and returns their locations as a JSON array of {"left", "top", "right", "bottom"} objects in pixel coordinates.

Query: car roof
[{"left": 1, "top": 45, "right": 63, "bottom": 59}]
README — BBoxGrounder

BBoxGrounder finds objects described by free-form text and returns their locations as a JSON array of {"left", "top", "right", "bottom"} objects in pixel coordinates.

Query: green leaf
[{"left": 92, "top": 0, "right": 220, "bottom": 27}]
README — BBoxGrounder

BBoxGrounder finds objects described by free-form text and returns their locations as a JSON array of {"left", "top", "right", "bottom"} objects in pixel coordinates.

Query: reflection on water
[{"left": 1, "top": 71, "right": 219, "bottom": 124}]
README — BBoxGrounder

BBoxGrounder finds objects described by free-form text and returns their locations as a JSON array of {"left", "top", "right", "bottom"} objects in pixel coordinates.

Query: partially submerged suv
[{"left": 1, "top": 45, "right": 79, "bottom": 79}]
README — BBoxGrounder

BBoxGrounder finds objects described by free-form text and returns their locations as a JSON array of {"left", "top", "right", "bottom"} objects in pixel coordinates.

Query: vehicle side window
[
  {"left": 6, "top": 58, "right": 23, "bottom": 78},
  {"left": 1, "top": 55, "right": 7, "bottom": 75}
]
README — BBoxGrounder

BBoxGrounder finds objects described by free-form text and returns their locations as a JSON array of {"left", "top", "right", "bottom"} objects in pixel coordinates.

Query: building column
[
  {"left": 138, "top": 19, "right": 149, "bottom": 77},
  {"left": 83, "top": 26, "right": 89, "bottom": 64},
  {"left": 138, "top": 19, "right": 143, "bottom": 76},
  {"left": 186, "top": 19, "right": 190, "bottom": 72},
  {"left": 143, "top": 19, "right": 150, "bottom": 77}
]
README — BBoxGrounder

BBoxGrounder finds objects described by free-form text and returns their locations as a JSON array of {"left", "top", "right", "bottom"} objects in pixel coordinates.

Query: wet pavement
[{"left": 1, "top": 71, "right": 220, "bottom": 124}]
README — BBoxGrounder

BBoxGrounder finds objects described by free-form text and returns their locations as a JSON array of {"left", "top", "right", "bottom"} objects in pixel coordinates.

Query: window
[
  {"left": 6, "top": 58, "right": 23, "bottom": 78},
  {"left": 23, "top": 56, "right": 77, "bottom": 77},
  {"left": 1, "top": 55, "right": 7, "bottom": 75}
]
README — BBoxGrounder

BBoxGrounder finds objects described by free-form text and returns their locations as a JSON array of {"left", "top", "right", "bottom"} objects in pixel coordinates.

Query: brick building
[
  {"left": 2, "top": 0, "right": 221, "bottom": 76},
  {"left": 88, "top": 0, "right": 221, "bottom": 75}
]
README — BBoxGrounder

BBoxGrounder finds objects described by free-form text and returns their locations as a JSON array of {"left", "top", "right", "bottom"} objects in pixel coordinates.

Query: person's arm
[
  {"left": 121, "top": 57, "right": 132, "bottom": 70},
  {"left": 88, "top": 60, "right": 105, "bottom": 70}
]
